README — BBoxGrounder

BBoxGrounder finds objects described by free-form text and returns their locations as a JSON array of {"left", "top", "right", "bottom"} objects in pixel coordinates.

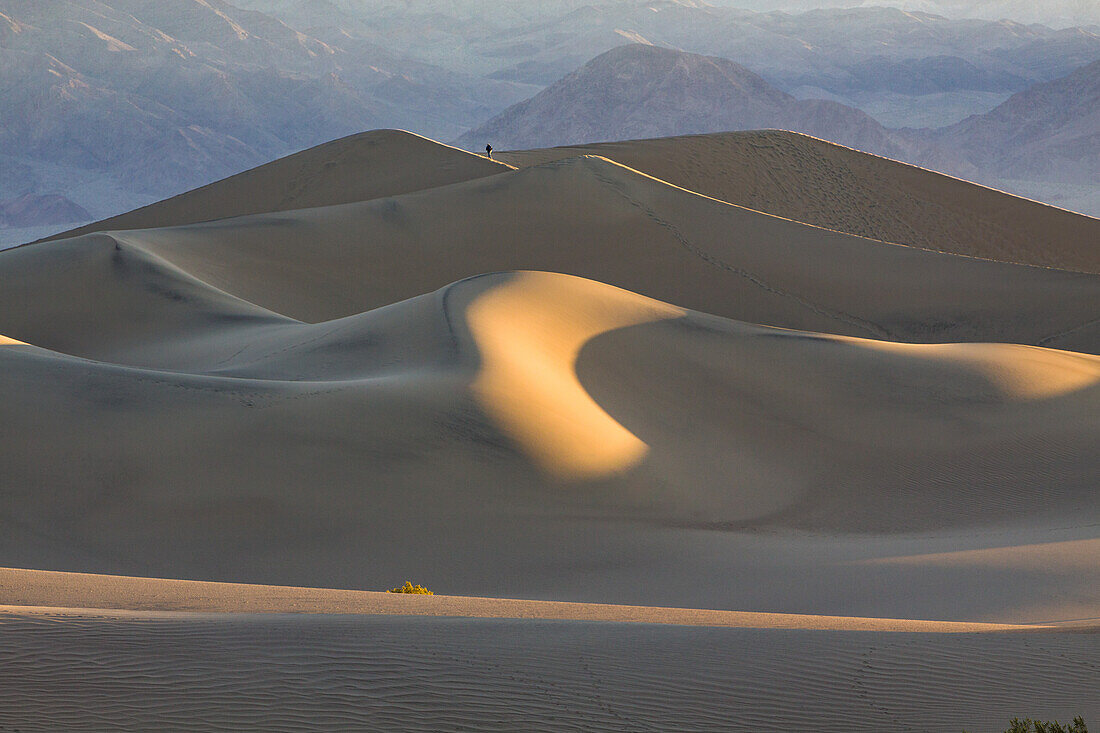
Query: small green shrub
[
  {"left": 387, "top": 581, "right": 433, "bottom": 595},
  {"left": 966, "top": 716, "right": 1088, "bottom": 733}
]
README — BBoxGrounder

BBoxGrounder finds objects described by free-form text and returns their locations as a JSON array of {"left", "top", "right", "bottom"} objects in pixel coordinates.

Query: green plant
[
  {"left": 966, "top": 716, "right": 1087, "bottom": 733},
  {"left": 387, "top": 581, "right": 433, "bottom": 595}
]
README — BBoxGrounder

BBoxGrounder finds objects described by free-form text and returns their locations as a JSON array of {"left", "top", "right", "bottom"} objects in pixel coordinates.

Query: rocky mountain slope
[
  {"left": 0, "top": 194, "right": 90, "bottom": 228},
  {"left": 932, "top": 58, "right": 1100, "bottom": 186}
]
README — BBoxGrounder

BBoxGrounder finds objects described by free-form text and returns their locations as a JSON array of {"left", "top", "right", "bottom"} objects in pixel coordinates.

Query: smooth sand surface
[
  {"left": 2, "top": 129, "right": 1097, "bottom": 729},
  {"left": 36, "top": 129, "right": 510, "bottom": 244},
  {"left": 499, "top": 130, "right": 1100, "bottom": 273}
]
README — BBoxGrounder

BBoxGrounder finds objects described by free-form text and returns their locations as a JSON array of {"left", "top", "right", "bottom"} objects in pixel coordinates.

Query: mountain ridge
[{"left": 931, "top": 57, "right": 1100, "bottom": 186}]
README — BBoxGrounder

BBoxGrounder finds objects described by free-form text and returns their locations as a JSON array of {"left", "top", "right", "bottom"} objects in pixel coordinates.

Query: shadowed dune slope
[
  {"left": 1, "top": 264, "right": 1097, "bottom": 619},
  {"left": 18, "top": 155, "right": 1095, "bottom": 355},
  {"left": 498, "top": 130, "right": 1100, "bottom": 273},
  {"left": 35, "top": 130, "right": 511, "bottom": 244}
]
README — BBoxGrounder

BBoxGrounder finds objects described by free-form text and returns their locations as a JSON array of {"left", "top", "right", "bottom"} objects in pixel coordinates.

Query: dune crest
[
  {"left": 0, "top": 567, "right": 1050, "bottom": 632},
  {"left": 464, "top": 272, "right": 684, "bottom": 479},
  {"left": 498, "top": 130, "right": 1100, "bottom": 273},
  {"left": 862, "top": 537, "right": 1100, "bottom": 572},
  {"left": 36, "top": 129, "right": 512, "bottom": 245},
  {"left": 0, "top": 334, "right": 27, "bottom": 346},
  {"left": 853, "top": 341, "right": 1100, "bottom": 401}
]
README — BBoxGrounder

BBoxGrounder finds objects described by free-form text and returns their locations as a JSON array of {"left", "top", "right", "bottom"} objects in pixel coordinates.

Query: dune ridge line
[{"left": 0, "top": 568, "right": 1054, "bottom": 632}]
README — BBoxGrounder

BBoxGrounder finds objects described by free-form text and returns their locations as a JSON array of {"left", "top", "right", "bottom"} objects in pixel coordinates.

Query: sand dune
[
  {"left": 466, "top": 273, "right": 683, "bottom": 479},
  {"left": 2, "top": 129, "right": 1097, "bottom": 728},
  {"left": 35, "top": 129, "right": 509, "bottom": 244},
  {"left": 1, "top": 263, "right": 1096, "bottom": 620},
  {"left": 498, "top": 130, "right": 1100, "bottom": 273},
  {"left": 7, "top": 156, "right": 1094, "bottom": 356}
]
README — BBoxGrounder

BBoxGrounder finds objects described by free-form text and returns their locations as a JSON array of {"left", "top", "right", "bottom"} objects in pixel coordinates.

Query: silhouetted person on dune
[{"left": 485, "top": 143, "right": 493, "bottom": 160}]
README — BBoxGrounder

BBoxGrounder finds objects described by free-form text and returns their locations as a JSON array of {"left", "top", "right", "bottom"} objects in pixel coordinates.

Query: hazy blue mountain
[
  {"left": 0, "top": 194, "right": 90, "bottom": 228},
  {"left": 708, "top": 1, "right": 1100, "bottom": 29},
  {"left": 241, "top": 2, "right": 1100, "bottom": 95},
  {"left": 244, "top": 0, "right": 1100, "bottom": 136},
  {"left": 928, "top": 58, "right": 1100, "bottom": 205}
]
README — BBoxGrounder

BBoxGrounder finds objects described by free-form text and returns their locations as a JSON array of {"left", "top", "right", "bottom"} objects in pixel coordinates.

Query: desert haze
[{"left": 1, "top": 125, "right": 1097, "bottom": 730}]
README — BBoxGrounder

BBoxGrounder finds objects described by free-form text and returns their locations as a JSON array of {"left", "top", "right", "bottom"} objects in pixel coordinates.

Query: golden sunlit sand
[
  {"left": 467, "top": 272, "right": 683, "bottom": 478},
  {"left": 0, "top": 567, "right": 1052, "bottom": 631}
]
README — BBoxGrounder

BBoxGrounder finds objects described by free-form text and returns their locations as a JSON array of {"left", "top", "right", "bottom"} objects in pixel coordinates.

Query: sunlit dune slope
[
  {"left": 8, "top": 156, "right": 1094, "bottom": 358},
  {"left": 498, "top": 130, "right": 1100, "bottom": 273},
  {"left": 0, "top": 568, "right": 1049, "bottom": 632},
  {"left": 35, "top": 129, "right": 510, "bottom": 244},
  {"left": 1, "top": 267, "right": 1096, "bottom": 619}
]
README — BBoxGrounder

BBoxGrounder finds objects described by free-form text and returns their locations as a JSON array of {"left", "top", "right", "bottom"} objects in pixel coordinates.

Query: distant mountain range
[
  {"left": 2, "top": 0, "right": 1098, "bottom": 245},
  {"left": 0, "top": 0, "right": 525, "bottom": 188},
  {"left": 283, "top": 1, "right": 1100, "bottom": 93},
  {"left": 0, "top": 194, "right": 90, "bottom": 228},
  {"left": 708, "top": 1, "right": 1100, "bottom": 29},
  {"left": 244, "top": 0, "right": 1100, "bottom": 132}
]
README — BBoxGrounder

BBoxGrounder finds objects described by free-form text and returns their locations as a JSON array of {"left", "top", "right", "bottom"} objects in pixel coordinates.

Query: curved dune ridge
[
  {"left": 466, "top": 273, "right": 684, "bottom": 478},
  {"left": 37, "top": 128, "right": 1100, "bottom": 273},
  {"left": 498, "top": 130, "right": 1100, "bottom": 273}
]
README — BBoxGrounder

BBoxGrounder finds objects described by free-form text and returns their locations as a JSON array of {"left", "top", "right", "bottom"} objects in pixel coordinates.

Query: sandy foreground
[
  {"left": 2, "top": 130, "right": 1098, "bottom": 730},
  {"left": 1, "top": 569, "right": 1096, "bottom": 732},
  {"left": 0, "top": 611, "right": 1093, "bottom": 732}
]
